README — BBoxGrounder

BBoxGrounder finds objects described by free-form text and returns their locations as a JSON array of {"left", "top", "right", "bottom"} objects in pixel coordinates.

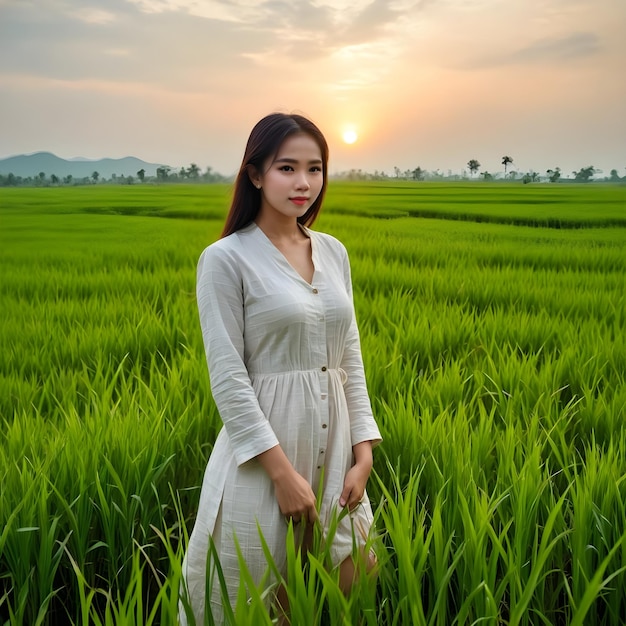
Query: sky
[{"left": 1, "top": 0, "right": 625, "bottom": 177}]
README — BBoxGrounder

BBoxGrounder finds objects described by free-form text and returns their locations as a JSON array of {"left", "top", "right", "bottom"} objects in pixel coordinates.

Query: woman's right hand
[
  {"left": 273, "top": 468, "right": 318, "bottom": 524},
  {"left": 257, "top": 444, "right": 318, "bottom": 524}
]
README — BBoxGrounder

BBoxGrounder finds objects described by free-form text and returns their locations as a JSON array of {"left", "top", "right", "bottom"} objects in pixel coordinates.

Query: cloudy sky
[{"left": 1, "top": 0, "right": 624, "bottom": 177}]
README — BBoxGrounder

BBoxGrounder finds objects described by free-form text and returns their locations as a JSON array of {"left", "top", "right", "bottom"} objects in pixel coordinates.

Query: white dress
[{"left": 180, "top": 222, "right": 382, "bottom": 624}]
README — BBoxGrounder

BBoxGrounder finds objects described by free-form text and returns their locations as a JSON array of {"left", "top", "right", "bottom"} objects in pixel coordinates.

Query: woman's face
[{"left": 254, "top": 133, "right": 324, "bottom": 224}]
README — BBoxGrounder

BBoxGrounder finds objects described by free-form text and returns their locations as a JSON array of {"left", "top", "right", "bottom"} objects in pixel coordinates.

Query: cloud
[
  {"left": 126, "top": 0, "right": 417, "bottom": 59},
  {"left": 508, "top": 31, "right": 601, "bottom": 63},
  {"left": 229, "top": 0, "right": 420, "bottom": 98},
  {"left": 0, "top": 0, "right": 429, "bottom": 97},
  {"left": 74, "top": 7, "right": 117, "bottom": 24},
  {"left": 125, "top": 0, "right": 265, "bottom": 23},
  {"left": 460, "top": 31, "right": 603, "bottom": 70},
  {"left": 325, "top": 0, "right": 399, "bottom": 39},
  {"left": 0, "top": 0, "right": 268, "bottom": 90},
  {"left": 0, "top": 1, "right": 301, "bottom": 83}
]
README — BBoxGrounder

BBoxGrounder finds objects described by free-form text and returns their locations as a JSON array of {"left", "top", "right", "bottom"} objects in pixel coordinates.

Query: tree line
[
  {"left": 337, "top": 156, "right": 624, "bottom": 184},
  {"left": 0, "top": 163, "right": 230, "bottom": 187},
  {"left": 2, "top": 158, "right": 625, "bottom": 187},
  {"left": 458, "top": 157, "right": 624, "bottom": 184},
  {"left": 380, "top": 157, "right": 623, "bottom": 184}
]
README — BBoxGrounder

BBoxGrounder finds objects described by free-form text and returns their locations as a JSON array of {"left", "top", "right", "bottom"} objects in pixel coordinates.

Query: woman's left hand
[
  {"left": 339, "top": 441, "right": 374, "bottom": 511},
  {"left": 339, "top": 462, "right": 371, "bottom": 511}
]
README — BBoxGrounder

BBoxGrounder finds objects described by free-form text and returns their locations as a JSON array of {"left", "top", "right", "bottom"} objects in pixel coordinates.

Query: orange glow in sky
[{"left": 0, "top": 0, "right": 624, "bottom": 176}]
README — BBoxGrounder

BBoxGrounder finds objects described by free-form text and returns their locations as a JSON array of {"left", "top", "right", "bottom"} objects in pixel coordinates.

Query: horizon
[
  {"left": 0, "top": 149, "right": 613, "bottom": 179},
  {"left": 1, "top": 1, "right": 625, "bottom": 177}
]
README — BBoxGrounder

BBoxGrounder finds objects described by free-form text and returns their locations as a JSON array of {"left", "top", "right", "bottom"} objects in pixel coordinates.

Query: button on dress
[{"left": 181, "top": 222, "right": 382, "bottom": 624}]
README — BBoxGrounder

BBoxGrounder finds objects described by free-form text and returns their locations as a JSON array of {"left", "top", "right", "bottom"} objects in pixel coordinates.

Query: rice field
[{"left": 1, "top": 182, "right": 625, "bottom": 625}]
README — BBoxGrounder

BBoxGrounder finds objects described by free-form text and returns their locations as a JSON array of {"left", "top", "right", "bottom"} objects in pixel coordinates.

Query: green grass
[
  {"left": 2, "top": 180, "right": 625, "bottom": 227},
  {"left": 326, "top": 181, "right": 626, "bottom": 228},
  {"left": 1, "top": 182, "right": 625, "bottom": 624}
]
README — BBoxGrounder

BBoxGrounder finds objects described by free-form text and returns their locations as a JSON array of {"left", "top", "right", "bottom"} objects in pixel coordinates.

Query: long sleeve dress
[{"left": 180, "top": 221, "right": 382, "bottom": 624}]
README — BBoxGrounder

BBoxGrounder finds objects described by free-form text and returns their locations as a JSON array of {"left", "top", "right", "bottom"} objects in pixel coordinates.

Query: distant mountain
[{"left": 0, "top": 152, "right": 170, "bottom": 178}]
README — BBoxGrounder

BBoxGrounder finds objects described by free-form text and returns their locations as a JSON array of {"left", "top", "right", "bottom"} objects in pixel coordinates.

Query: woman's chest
[{"left": 241, "top": 261, "right": 351, "bottom": 334}]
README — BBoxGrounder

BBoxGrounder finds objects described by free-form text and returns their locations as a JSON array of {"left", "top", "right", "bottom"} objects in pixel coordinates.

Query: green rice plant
[
  {"left": 568, "top": 528, "right": 626, "bottom": 626},
  {"left": 0, "top": 459, "right": 71, "bottom": 625},
  {"left": 1, "top": 183, "right": 625, "bottom": 624},
  {"left": 325, "top": 181, "right": 626, "bottom": 228},
  {"left": 567, "top": 435, "right": 626, "bottom": 623},
  {"left": 374, "top": 459, "right": 430, "bottom": 625},
  {"left": 64, "top": 507, "right": 188, "bottom": 626},
  {"left": 450, "top": 487, "right": 510, "bottom": 624}
]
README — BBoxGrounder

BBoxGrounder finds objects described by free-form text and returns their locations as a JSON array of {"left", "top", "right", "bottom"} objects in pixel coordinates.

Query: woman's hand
[
  {"left": 339, "top": 463, "right": 371, "bottom": 510},
  {"left": 273, "top": 469, "right": 318, "bottom": 523},
  {"left": 257, "top": 445, "right": 318, "bottom": 524},
  {"left": 339, "top": 441, "right": 373, "bottom": 511}
]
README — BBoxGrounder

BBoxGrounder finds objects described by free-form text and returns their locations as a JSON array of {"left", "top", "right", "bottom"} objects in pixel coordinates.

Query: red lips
[{"left": 290, "top": 197, "right": 308, "bottom": 206}]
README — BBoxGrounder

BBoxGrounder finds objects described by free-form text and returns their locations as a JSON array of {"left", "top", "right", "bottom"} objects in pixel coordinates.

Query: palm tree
[
  {"left": 156, "top": 166, "right": 170, "bottom": 181},
  {"left": 412, "top": 167, "right": 424, "bottom": 181},
  {"left": 467, "top": 159, "right": 480, "bottom": 177},
  {"left": 546, "top": 167, "right": 561, "bottom": 183},
  {"left": 502, "top": 156, "right": 513, "bottom": 177},
  {"left": 573, "top": 166, "right": 595, "bottom": 182},
  {"left": 188, "top": 163, "right": 200, "bottom": 179}
]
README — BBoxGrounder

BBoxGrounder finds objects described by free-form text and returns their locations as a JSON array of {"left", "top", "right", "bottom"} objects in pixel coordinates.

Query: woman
[{"left": 180, "top": 113, "right": 382, "bottom": 624}]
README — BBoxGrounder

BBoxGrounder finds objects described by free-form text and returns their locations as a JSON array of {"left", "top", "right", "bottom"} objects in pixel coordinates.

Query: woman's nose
[{"left": 295, "top": 173, "right": 310, "bottom": 189}]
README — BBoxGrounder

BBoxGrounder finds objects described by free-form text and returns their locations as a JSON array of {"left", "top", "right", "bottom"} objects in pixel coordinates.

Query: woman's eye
[
  {"left": 279, "top": 165, "right": 294, "bottom": 172},
  {"left": 310, "top": 167, "right": 322, "bottom": 172}
]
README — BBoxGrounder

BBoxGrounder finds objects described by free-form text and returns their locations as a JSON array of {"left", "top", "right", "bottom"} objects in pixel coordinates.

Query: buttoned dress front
[{"left": 181, "top": 222, "right": 382, "bottom": 624}]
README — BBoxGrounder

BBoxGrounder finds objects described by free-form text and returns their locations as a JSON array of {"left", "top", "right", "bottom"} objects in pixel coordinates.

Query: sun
[{"left": 342, "top": 129, "right": 358, "bottom": 144}]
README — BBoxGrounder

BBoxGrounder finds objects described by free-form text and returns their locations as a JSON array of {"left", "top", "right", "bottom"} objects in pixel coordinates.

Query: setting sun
[{"left": 342, "top": 129, "right": 358, "bottom": 144}]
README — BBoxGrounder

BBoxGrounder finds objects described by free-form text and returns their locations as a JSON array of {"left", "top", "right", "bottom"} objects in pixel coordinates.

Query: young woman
[{"left": 180, "top": 113, "right": 382, "bottom": 624}]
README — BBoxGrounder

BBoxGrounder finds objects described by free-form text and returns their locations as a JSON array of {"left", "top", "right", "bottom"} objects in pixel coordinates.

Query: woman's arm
[
  {"left": 338, "top": 244, "right": 383, "bottom": 449},
  {"left": 335, "top": 243, "right": 381, "bottom": 509},
  {"left": 257, "top": 445, "right": 318, "bottom": 523},
  {"left": 197, "top": 243, "right": 279, "bottom": 465}
]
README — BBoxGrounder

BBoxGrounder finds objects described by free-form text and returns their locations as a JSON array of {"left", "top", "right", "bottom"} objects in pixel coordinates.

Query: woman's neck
[{"left": 255, "top": 214, "right": 306, "bottom": 243}]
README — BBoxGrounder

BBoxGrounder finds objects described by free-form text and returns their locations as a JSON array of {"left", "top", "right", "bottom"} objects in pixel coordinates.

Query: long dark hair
[{"left": 221, "top": 113, "right": 329, "bottom": 238}]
